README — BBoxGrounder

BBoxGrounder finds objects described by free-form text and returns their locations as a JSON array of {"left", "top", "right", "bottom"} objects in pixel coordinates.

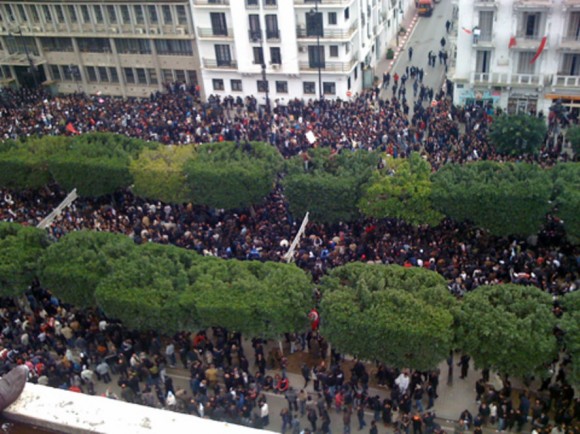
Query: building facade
[
  {"left": 0, "top": 0, "right": 410, "bottom": 101},
  {"left": 0, "top": 0, "right": 199, "bottom": 97},
  {"left": 194, "top": 0, "right": 408, "bottom": 102},
  {"left": 452, "top": 0, "right": 580, "bottom": 115}
]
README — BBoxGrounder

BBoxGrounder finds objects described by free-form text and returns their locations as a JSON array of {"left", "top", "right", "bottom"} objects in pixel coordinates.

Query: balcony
[
  {"left": 471, "top": 71, "right": 547, "bottom": 87},
  {"left": 266, "top": 29, "right": 280, "bottom": 40},
  {"left": 563, "top": 0, "right": 580, "bottom": 9},
  {"left": 193, "top": 0, "right": 230, "bottom": 6},
  {"left": 473, "top": 0, "right": 498, "bottom": 8},
  {"left": 197, "top": 27, "right": 233, "bottom": 39},
  {"left": 560, "top": 34, "right": 580, "bottom": 50},
  {"left": 296, "top": 21, "right": 358, "bottom": 40},
  {"left": 299, "top": 54, "right": 357, "bottom": 72},
  {"left": 264, "top": 0, "right": 278, "bottom": 8},
  {"left": 293, "top": 0, "right": 354, "bottom": 6},
  {"left": 513, "top": 0, "right": 553, "bottom": 9},
  {"left": 515, "top": 33, "right": 548, "bottom": 49},
  {"left": 551, "top": 75, "right": 580, "bottom": 88},
  {"left": 203, "top": 58, "right": 237, "bottom": 69}
]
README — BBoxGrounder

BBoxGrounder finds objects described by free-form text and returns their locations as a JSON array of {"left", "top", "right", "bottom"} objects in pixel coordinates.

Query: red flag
[
  {"left": 462, "top": 27, "right": 472, "bottom": 34},
  {"left": 65, "top": 122, "right": 79, "bottom": 135},
  {"left": 530, "top": 36, "right": 547, "bottom": 64},
  {"left": 508, "top": 36, "right": 517, "bottom": 48}
]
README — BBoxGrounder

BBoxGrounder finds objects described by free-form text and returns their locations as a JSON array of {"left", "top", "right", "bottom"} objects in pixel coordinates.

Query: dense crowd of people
[{"left": 0, "top": 54, "right": 578, "bottom": 433}]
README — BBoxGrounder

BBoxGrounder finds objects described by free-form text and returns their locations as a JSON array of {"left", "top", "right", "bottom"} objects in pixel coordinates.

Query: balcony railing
[
  {"left": 473, "top": 0, "right": 498, "bottom": 7},
  {"left": 516, "top": 32, "right": 542, "bottom": 40},
  {"left": 193, "top": 0, "right": 230, "bottom": 5},
  {"left": 294, "top": 0, "right": 353, "bottom": 4},
  {"left": 299, "top": 54, "right": 357, "bottom": 72},
  {"left": 471, "top": 71, "right": 547, "bottom": 86},
  {"left": 197, "top": 27, "right": 233, "bottom": 38},
  {"left": 513, "top": 0, "right": 553, "bottom": 8},
  {"left": 296, "top": 21, "right": 358, "bottom": 39},
  {"left": 266, "top": 29, "right": 280, "bottom": 40},
  {"left": 203, "top": 58, "right": 238, "bottom": 69},
  {"left": 552, "top": 75, "right": 580, "bottom": 87}
]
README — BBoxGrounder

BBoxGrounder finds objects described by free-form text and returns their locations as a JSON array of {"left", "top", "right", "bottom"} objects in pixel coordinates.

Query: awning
[
  {"left": 0, "top": 54, "right": 46, "bottom": 67},
  {"left": 544, "top": 93, "right": 580, "bottom": 101}
]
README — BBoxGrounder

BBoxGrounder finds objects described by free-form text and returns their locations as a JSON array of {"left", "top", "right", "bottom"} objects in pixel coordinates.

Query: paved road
[{"left": 379, "top": 0, "right": 455, "bottom": 111}]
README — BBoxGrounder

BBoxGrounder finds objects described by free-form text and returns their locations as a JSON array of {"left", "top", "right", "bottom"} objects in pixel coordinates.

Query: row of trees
[
  {"left": 0, "top": 134, "right": 578, "bottom": 242},
  {"left": 1, "top": 222, "right": 579, "bottom": 384}
]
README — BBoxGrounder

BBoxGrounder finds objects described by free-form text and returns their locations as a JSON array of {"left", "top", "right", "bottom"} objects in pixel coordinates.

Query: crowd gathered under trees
[{"left": 0, "top": 83, "right": 579, "bottom": 433}]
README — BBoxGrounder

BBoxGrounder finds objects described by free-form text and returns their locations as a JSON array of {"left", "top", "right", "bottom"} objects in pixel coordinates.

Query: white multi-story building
[
  {"left": 0, "top": 0, "right": 200, "bottom": 97},
  {"left": 194, "top": 0, "right": 409, "bottom": 102},
  {"left": 452, "top": 0, "right": 580, "bottom": 115}
]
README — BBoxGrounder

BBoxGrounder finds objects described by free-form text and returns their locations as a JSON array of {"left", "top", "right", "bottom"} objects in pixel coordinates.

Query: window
[
  {"left": 134, "top": 5, "right": 144, "bottom": 24},
  {"left": 175, "top": 69, "right": 186, "bottom": 83},
  {"left": 347, "top": 77, "right": 351, "bottom": 89},
  {"left": 517, "top": 51, "right": 536, "bottom": 74},
  {"left": 17, "top": 5, "right": 27, "bottom": 21},
  {"left": 306, "top": 11, "right": 323, "bottom": 36},
  {"left": 257, "top": 80, "right": 269, "bottom": 92},
  {"left": 41, "top": 37, "right": 74, "bottom": 52},
  {"left": 323, "top": 82, "right": 336, "bottom": 95},
  {"left": 276, "top": 81, "right": 288, "bottom": 93},
  {"left": 210, "top": 12, "right": 228, "bottom": 36},
  {"left": 176, "top": 6, "right": 188, "bottom": 25},
  {"left": 215, "top": 44, "right": 232, "bottom": 66},
  {"left": 154, "top": 40, "right": 193, "bottom": 55},
  {"left": 94, "top": 5, "right": 104, "bottom": 24},
  {"left": 162, "top": 69, "right": 174, "bottom": 82},
  {"left": 77, "top": 38, "right": 111, "bottom": 53},
  {"left": 478, "top": 11, "right": 493, "bottom": 42},
  {"left": 136, "top": 68, "right": 147, "bottom": 84},
  {"left": 187, "top": 70, "right": 197, "bottom": 85},
  {"left": 265, "top": 15, "right": 279, "bottom": 39},
  {"left": 124, "top": 67, "right": 135, "bottom": 83},
  {"left": 247, "top": 0, "right": 259, "bottom": 6},
  {"left": 521, "top": 12, "right": 540, "bottom": 39},
  {"left": 54, "top": 5, "right": 65, "bottom": 22},
  {"left": 120, "top": 6, "right": 130, "bottom": 24},
  {"left": 213, "top": 78, "right": 224, "bottom": 90},
  {"left": 264, "top": 0, "right": 277, "bottom": 6},
  {"left": 354, "top": 65, "right": 358, "bottom": 80},
  {"left": 253, "top": 47, "right": 264, "bottom": 65},
  {"left": 116, "top": 39, "right": 152, "bottom": 54},
  {"left": 50, "top": 65, "right": 61, "bottom": 80},
  {"left": 330, "top": 45, "right": 339, "bottom": 57},
  {"left": 30, "top": 6, "right": 40, "bottom": 23},
  {"left": 68, "top": 6, "right": 77, "bottom": 23},
  {"left": 476, "top": 50, "right": 491, "bottom": 73},
  {"left": 106, "top": 6, "right": 117, "bottom": 24},
  {"left": 345, "top": 7, "right": 350, "bottom": 20},
  {"left": 42, "top": 5, "right": 53, "bottom": 22},
  {"left": 270, "top": 47, "right": 282, "bottom": 64},
  {"left": 308, "top": 45, "right": 325, "bottom": 68},
  {"left": 98, "top": 66, "right": 109, "bottom": 82},
  {"left": 5, "top": 5, "right": 15, "bottom": 21},
  {"left": 561, "top": 53, "right": 580, "bottom": 75},
  {"left": 80, "top": 6, "right": 90, "bottom": 23},
  {"left": 6, "top": 37, "right": 39, "bottom": 56},
  {"left": 148, "top": 68, "right": 158, "bottom": 84},
  {"left": 86, "top": 66, "right": 98, "bottom": 82},
  {"left": 231, "top": 79, "right": 243, "bottom": 91},
  {"left": 567, "top": 12, "right": 580, "bottom": 39},
  {"left": 249, "top": 14, "right": 261, "bottom": 40},
  {"left": 148, "top": 5, "right": 158, "bottom": 24},
  {"left": 109, "top": 67, "right": 119, "bottom": 83},
  {"left": 303, "top": 82, "right": 316, "bottom": 94},
  {"left": 63, "top": 66, "right": 73, "bottom": 81},
  {"left": 0, "top": 66, "right": 11, "bottom": 79},
  {"left": 328, "top": 12, "right": 337, "bottom": 25},
  {"left": 162, "top": 6, "right": 173, "bottom": 24}
]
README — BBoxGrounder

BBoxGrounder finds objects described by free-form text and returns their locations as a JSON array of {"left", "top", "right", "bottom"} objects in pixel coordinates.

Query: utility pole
[
  {"left": 315, "top": 0, "right": 322, "bottom": 101},
  {"left": 11, "top": 28, "right": 38, "bottom": 87},
  {"left": 259, "top": 31, "right": 270, "bottom": 115}
]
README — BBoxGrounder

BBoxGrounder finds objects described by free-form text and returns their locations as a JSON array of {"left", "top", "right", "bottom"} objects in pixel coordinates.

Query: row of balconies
[
  {"left": 0, "top": 23, "right": 191, "bottom": 37},
  {"left": 472, "top": 33, "right": 580, "bottom": 51},
  {"left": 202, "top": 53, "right": 358, "bottom": 72},
  {"left": 296, "top": 20, "right": 358, "bottom": 40},
  {"left": 471, "top": 72, "right": 580, "bottom": 88},
  {"left": 475, "top": 0, "right": 580, "bottom": 9},
  {"left": 193, "top": 0, "right": 353, "bottom": 6}
]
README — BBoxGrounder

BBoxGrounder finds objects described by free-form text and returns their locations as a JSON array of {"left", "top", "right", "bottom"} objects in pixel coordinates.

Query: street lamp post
[
  {"left": 11, "top": 28, "right": 38, "bottom": 88},
  {"left": 259, "top": 30, "right": 270, "bottom": 115},
  {"left": 314, "top": 0, "right": 322, "bottom": 101}
]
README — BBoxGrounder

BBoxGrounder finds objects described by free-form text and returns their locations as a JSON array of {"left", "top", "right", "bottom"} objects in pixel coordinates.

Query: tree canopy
[
  {"left": 183, "top": 142, "right": 283, "bottom": 210},
  {"left": 551, "top": 163, "right": 580, "bottom": 244},
  {"left": 130, "top": 144, "right": 197, "bottom": 204},
  {"left": 431, "top": 161, "right": 553, "bottom": 237},
  {"left": 359, "top": 152, "right": 443, "bottom": 226},
  {"left": 565, "top": 125, "right": 580, "bottom": 156},
  {"left": 284, "top": 149, "right": 379, "bottom": 224},
  {"left": 320, "top": 263, "right": 456, "bottom": 371},
  {"left": 560, "top": 290, "right": 580, "bottom": 386},
  {"left": 455, "top": 284, "right": 558, "bottom": 378},
  {"left": 0, "top": 223, "right": 50, "bottom": 298},
  {"left": 38, "top": 231, "right": 136, "bottom": 308},
  {"left": 488, "top": 114, "right": 547, "bottom": 156}
]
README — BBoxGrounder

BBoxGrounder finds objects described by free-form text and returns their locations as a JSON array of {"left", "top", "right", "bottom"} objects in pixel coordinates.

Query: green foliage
[
  {"left": 38, "top": 231, "right": 135, "bottom": 308},
  {"left": 455, "top": 284, "right": 558, "bottom": 378},
  {"left": 320, "top": 263, "right": 456, "bottom": 370},
  {"left": 489, "top": 114, "right": 547, "bottom": 156},
  {"left": 551, "top": 163, "right": 580, "bottom": 244},
  {"left": 284, "top": 149, "right": 380, "bottom": 224},
  {"left": 359, "top": 152, "right": 443, "bottom": 226},
  {"left": 183, "top": 142, "right": 283, "bottom": 210},
  {"left": 48, "top": 133, "right": 160, "bottom": 197},
  {"left": 431, "top": 161, "right": 552, "bottom": 237},
  {"left": 566, "top": 126, "right": 580, "bottom": 156},
  {"left": 0, "top": 136, "right": 68, "bottom": 189},
  {"left": 560, "top": 291, "right": 580, "bottom": 386},
  {"left": 130, "top": 145, "right": 197, "bottom": 204},
  {"left": 0, "top": 223, "right": 50, "bottom": 298}
]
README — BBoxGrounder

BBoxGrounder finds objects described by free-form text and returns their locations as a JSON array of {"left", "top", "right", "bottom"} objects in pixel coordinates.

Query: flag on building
[
  {"left": 462, "top": 27, "right": 472, "bottom": 34},
  {"left": 530, "top": 36, "right": 547, "bottom": 64},
  {"left": 508, "top": 36, "right": 517, "bottom": 48}
]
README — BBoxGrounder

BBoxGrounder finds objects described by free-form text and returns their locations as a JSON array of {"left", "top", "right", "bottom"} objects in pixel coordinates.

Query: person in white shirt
[
  {"left": 395, "top": 372, "right": 410, "bottom": 394},
  {"left": 260, "top": 401, "right": 270, "bottom": 427}
]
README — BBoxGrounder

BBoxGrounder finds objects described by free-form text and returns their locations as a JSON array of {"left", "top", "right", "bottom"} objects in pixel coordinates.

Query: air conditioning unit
[
  {"left": 135, "top": 28, "right": 145, "bottom": 34},
  {"left": 176, "top": 27, "right": 186, "bottom": 35},
  {"left": 150, "top": 27, "right": 159, "bottom": 35},
  {"left": 271, "top": 63, "right": 280, "bottom": 70}
]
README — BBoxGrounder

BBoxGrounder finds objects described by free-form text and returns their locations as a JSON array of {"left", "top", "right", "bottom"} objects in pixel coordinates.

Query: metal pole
[
  {"left": 316, "top": 0, "right": 322, "bottom": 101},
  {"left": 260, "top": 31, "right": 270, "bottom": 115}
]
